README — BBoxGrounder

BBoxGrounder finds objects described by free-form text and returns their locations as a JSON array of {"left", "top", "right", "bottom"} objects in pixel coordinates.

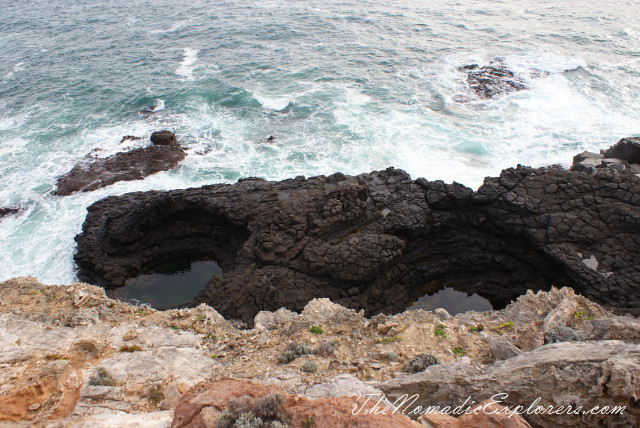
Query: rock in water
[
  {"left": 459, "top": 61, "right": 526, "bottom": 99},
  {"left": 74, "top": 139, "right": 640, "bottom": 322},
  {"left": 602, "top": 137, "right": 640, "bottom": 164},
  {"left": 150, "top": 130, "right": 178, "bottom": 146},
  {"left": 53, "top": 131, "right": 186, "bottom": 196},
  {"left": 0, "top": 207, "right": 19, "bottom": 219}
]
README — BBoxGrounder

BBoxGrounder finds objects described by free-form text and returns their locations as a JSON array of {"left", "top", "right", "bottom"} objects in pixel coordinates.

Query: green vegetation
[
  {"left": 147, "top": 386, "right": 164, "bottom": 404},
  {"left": 303, "top": 416, "right": 316, "bottom": 428},
  {"left": 278, "top": 342, "right": 310, "bottom": 364},
  {"left": 491, "top": 320, "right": 514, "bottom": 334},
  {"left": 453, "top": 347, "right": 465, "bottom": 357},
  {"left": 89, "top": 367, "right": 115, "bottom": 386},
  {"left": 119, "top": 344, "right": 142, "bottom": 353},
  {"left": 376, "top": 335, "right": 402, "bottom": 344},
  {"left": 470, "top": 326, "right": 478, "bottom": 332},
  {"left": 300, "top": 361, "right": 317, "bottom": 373},
  {"left": 45, "top": 354, "right": 66, "bottom": 360},
  {"left": 434, "top": 323, "right": 447, "bottom": 339},
  {"left": 310, "top": 325, "right": 323, "bottom": 335}
]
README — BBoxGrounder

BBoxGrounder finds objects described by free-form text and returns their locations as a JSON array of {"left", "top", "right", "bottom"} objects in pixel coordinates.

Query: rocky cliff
[
  {"left": 75, "top": 138, "right": 640, "bottom": 322},
  {"left": 0, "top": 278, "right": 638, "bottom": 427}
]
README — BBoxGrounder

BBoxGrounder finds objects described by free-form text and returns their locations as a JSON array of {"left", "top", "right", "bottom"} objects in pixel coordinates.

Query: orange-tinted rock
[
  {"left": 418, "top": 400, "right": 532, "bottom": 428},
  {"left": 171, "top": 378, "right": 421, "bottom": 428}
]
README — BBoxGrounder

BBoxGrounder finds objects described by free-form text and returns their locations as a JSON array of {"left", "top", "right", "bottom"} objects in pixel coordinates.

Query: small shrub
[
  {"left": 404, "top": 354, "right": 440, "bottom": 374},
  {"left": 218, "top": 393, "right": 291, "bottom": 428},
  {"left": 469, "top": 326, "right": 478, "bottom": 332},
  {"left": 314, "top": 341, "right": 337, "bottom": 356},
  {"left": 300, "top": 361, "right": 317, "bottom": 373},
  {"left": 171, "top": 325, "right": 179, "bottom": 331},
  {"left": 376, "top": 335, "right": 402, "bottom": 344},
  {"left": 382, "top": 352, "right": 399, "bottom": 362},
  {"left": 452, "top": 347, "right": 465, "bottom": 357},
  {"left": 119, "top": 344, "right": 142, "bottom": 353},
  {"left": 303, "top": 416, "right": 316, "bottom": 428},
  {"left": 45, "top": 354, "right": 66, "bottom": 360},
  {"left": 148, "top": 386, "right": 164, "bottom": 404},
  {"left": 89, "top": 367, "right": 115, "bottom": 386},
  {"left": 310, "top": 325, "right": 323, "bottom": 335},
  {"left": 544, "top": 326, "right": 585, "bottom": 344},
  {"left": 574, "top": 311, "right": 586, "bottom": 321},
  {"left": 278, "top": 342, "right": 310, "bottom": 364},
  {"left": 434, "top": 324, "right": 447, "bottom": 339},
  {"left": 491, "top": 320, "right": 514, "bottom": 334}
]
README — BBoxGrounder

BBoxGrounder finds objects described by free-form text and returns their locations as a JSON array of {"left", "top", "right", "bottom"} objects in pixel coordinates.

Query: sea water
[{"left": 1, "top": 0, "right": 639, "bottom": 287}]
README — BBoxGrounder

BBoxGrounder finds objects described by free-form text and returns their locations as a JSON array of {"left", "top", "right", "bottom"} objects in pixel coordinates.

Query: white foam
[
  {"left": 175, "top": 48, "right": 198, "bottom": 80},
  {"left": 150, "top": 22, "right": 185, "bottom": 34},
  {"left": 253, "top": 93, "right": 291, "bottom": 111},
  {"left": 2, "top": 61, "right": 24, "bottom": 82}
]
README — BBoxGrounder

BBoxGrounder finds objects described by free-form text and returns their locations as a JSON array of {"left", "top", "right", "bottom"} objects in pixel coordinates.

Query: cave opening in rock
[
  {"left": 105, "top": 256, "right": 223, "bottom": 309},
  {"left": 405, "top": 285, "right": 494, "bottom": 315}
]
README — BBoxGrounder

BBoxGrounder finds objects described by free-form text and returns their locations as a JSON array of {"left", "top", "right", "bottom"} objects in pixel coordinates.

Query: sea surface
[{"left": 1, "top": 0, "right": 639, "bottom": 288}]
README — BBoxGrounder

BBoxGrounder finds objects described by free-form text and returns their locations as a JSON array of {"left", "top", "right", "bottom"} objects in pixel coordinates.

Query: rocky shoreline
[
  {"left": 75, "top": 138, "right": 640, "bottom": 322},
  {"left": 0, "top": 277, "right": 638, "bottom": 427}
]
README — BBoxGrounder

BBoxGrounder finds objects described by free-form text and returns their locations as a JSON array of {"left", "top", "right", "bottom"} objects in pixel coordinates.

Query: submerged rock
[
  {"left": 53, "top": 130, "right": 186, "bottom": 196},
  {"left": 459, "top": 61, "right": 527, "bottom": 99},
  {"left": 75, "top": 138, "right": 640, "bottom": 322}
]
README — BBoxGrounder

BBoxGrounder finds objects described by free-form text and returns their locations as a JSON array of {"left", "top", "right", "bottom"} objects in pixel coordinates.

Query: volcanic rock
[
  {"left": 0, "top": 207, "right": 19, "bottom": 219},
  {"left": 53, "top": 130, "right": 185, "bottom": 196},
  {"left": 74, "top": 138, "right": 640, "bottom": 322},
  {"left": 459, "top": 61, "right": 527, "bottom": 99}
]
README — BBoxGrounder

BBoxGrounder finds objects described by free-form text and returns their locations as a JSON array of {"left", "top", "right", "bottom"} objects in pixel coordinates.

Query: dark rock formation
[
  {"left": 459, "top": 61, "right": 526, "bottom": 99},
  {"left": 54, "top": 131, "right": 186, "bottom": 196},
  {"left": 75, "top": 139, "right": 640, "bottom": 322},
  {"left": 150, "top": 130, "right": 178, "bottom": 146},
  {"left": 603, "top": 137, "right": 640, "bottom": 164},
  {"left": 0, "top": 207, "right": 19, "bottom": 219}
]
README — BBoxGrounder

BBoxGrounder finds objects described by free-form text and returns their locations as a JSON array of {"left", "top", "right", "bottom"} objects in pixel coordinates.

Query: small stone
[
  {"left": 123, "top": 329, "right": 138, "bottom": 341},
  {"left": 28, "top": 403, "right": 41, "bottom": 411}
]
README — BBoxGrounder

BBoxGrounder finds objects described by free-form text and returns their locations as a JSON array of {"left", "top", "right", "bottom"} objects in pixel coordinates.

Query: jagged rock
[
  {"left": 53, "top": 130, "right": 185, "bottom": 196},
  {"left": 377, "top": 340, "right": 640, "bottom": 428},
  {"left": 485, "top": 336, "right": 523, "bottom": 361},
  {"left": 171, "top": 378, "right": 421, "bottom": 428},
  {"left": 602, "top": 137, "right": 640, "bottom": 164},
  {"left": 75, "top": 140, "right": 640, "bottom": 322},
  {"left": 458, "top": 61, "right": 527, "bottom": 99}
]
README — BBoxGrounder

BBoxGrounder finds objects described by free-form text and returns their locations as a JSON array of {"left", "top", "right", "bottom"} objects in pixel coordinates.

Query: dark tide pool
[
  {"left": 105, "top": 259, "right": 222, "bottom": 309},
  {"left": 406, "top": 287, "right": 493, "bottom": 315}
]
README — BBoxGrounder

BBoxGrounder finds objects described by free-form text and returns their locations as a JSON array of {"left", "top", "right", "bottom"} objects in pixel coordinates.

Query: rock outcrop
[
  {"left": 0, "top": 278, "right": 638, "bottom": 427},
  {"left": 377, "top": 340, "right": 640, "bottom": 428},
  {"left": 458, "top": 60, "right": 527, "bottom": 99},
  {"left": 75, "top": 139, "right": 640, "bottom": 322},
  {"left": 53, "top": 130, "right": 186, "bottom": 196}
]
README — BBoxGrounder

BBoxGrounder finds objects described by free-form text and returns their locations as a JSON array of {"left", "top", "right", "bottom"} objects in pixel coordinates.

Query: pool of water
[
  {"left": 406, "top": 287, "right": 493, "bottom": 315},
  {"left": 105, "top": 259, "right": 222, "bottom": 309}
]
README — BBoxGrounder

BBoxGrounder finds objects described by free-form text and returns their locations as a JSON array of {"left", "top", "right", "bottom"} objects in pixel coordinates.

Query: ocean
[{"left": 1, "top": 0, "right": 639, "bottom": 286}]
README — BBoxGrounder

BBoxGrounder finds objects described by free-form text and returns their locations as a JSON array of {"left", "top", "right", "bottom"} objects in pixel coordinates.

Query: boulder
[
  {"left": 602, "top": 137, "right": 640, "bottom": 164},
  {"left": 54, "top": 131, "right": 185, "bottom": 196},
  {"left": 171, "top": 378, "right": 421, "bottom": 428},
  {"left": 150, "top": 130, "right": 178, "bottom": 146},
  {"left": 377, "top": 340, "right": 640, "bottom": 427},
  {"left": 0, "top": 207, "right": 19, "bottom": 219}
]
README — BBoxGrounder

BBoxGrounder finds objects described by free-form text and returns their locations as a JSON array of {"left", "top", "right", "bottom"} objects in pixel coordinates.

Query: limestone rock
[
  {"left": 378, "top": 340, "right": 640, "bottom": 427},
  {"left": 171, "top": 378, "right": 421, "bottom": 428}
]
